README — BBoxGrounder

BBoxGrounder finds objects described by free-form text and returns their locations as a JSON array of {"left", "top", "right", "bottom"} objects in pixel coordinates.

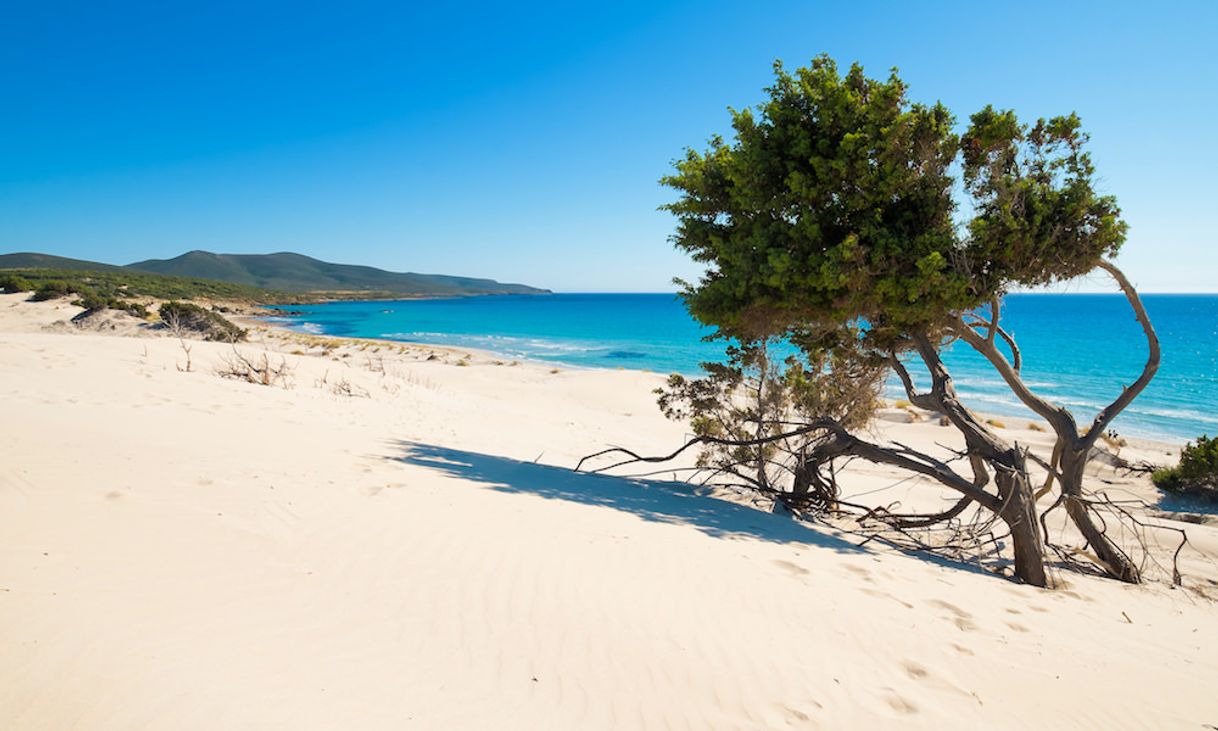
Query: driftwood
[{"left": 216, "top": 348, "right": 294, "bottom": 388}]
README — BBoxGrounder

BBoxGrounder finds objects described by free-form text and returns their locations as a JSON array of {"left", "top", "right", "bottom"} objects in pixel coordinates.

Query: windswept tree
[{"left": 583, "top": 56, "right": 1162, "bottom": 587}]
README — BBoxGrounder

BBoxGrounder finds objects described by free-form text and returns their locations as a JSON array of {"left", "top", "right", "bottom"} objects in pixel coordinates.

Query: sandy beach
[{"left": 2, "top": 293, "right": 1216, "bottom": 730}]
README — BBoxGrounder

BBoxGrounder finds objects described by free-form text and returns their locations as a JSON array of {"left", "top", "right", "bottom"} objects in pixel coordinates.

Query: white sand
[{"left": 2, "top": 293, "right": 1216, "bottom": 729}]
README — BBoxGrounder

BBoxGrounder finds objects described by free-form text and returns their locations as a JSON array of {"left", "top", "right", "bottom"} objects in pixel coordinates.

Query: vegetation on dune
[
  {"left": 1154, "top": 436, "right": 1218, "bottom": 501},
  {"left": 582, "top": 54, "right": 1170, "bottom": 587},
  {"left": 28, "top": 280, "right": 72, "bottom": 301},
  {"left": 73, "top": 291, "right": 149, "bottom": 318},
  {"left": 158, "top": 301, "right": 247, "bottom": 342},
  {"left": 0, "top": 273, "right": 34, "bottom": 294},
  {"left": 25, "top": 278, "right": 149, "bottom": 316},
  {"left": 1, "top": 267, "right": 292, "bottom": 304}
]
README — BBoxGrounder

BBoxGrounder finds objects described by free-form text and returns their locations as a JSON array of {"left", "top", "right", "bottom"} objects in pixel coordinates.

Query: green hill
[
  {"left": 0, "top": 252, "right": 121, "bottom": 271},
  {"left": 127, "top": 251, "right": 549, "bottom": 296},
  {"left": 1, "top": 249, "right": 549, "bottom": 297}
]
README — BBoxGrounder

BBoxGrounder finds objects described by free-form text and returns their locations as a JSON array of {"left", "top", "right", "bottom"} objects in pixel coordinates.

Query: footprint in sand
[
  {"left": 841, "top": 563, "right": 876, "bottom": 583},
  {"left": 880, "top": 687, "right": 919, "bottom": 714},
  {"left": 861, "top": 587, "right": 914, "bottom": 609},
  {"left": 772, "top": 559, "right": 810, "bottom": 577},
  {"left": 929, "top": 599, "right": 978, "bottom": 632},
  {"left": 901, "top": 660, "right": 930, "bottom": 680}
]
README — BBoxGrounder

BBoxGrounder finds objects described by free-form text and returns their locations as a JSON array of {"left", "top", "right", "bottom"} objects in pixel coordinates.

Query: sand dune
[{"left": 1, "top": 293, "right": 1215, "bottom": 729}]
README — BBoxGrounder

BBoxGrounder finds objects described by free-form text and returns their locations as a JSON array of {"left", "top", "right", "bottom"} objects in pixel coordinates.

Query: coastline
[
  {"left": 3, "top": 292, "right": 1216, "bottom": 729},
  {"left": 259, "top": 312, "right": 1184, "bottom": 451},
  {"left": 255, "top": 300, "right": 1203, "bottom": 446}
]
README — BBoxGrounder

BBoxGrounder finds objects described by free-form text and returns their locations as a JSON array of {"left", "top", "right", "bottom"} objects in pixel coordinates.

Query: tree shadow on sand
[
  {"left": 387, "top": 440, "right": 860, "bottom": 551},
  {"left": 386, "top": 441, "right": 1019, "bottom": 579}
]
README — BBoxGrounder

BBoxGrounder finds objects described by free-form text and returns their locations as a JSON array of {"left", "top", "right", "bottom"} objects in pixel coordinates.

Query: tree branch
[
  {"left": 994, "top": 325, "right": 1022, "bottom": 373},
  {"left": 955, "top": 316, "right": 1071, "bottom": 431},
  {"left": 860, "top": 494, "right": 975, "bottom": 529},
  {"left": 578, "top": 417, "right": 1002, "bottom": 511},
  {"left": 1082, "top": 260, "right": 1161, "bottom": 449},
  {"left": 887, "top": 352, "right": 939, "bottom": 411},
  {"left": 986, "top": 296, "right": 1000, "bottom": 344}
]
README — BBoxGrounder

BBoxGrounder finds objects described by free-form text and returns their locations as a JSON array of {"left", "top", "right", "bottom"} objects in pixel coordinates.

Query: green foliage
[
  {"left": 663, "top": 54, "right": 1125, "bottom": 347},
  {"left": 70, "top": 290, "right": 150, "bottom": 318},
  {"left": 30, "top": 280, "right": 73, "bottom": 301},
  {"left": 1, "top": 267, "right": 293, "bottom": 304},
  {"left": 1153, "top": 436, "right": 1218, "bottom": 500},
  {"left": 71, "top": 290, "right": 110, "bottom": 312},
  {"left": 15, "top": 270, "right": 175, "bottom": 317},
  {"left": 657, "top": 342, "right": 882, "bottom": 474},
  {"left": 0, "top": 274, "right": 33, "bottom": 293},
  {"left": 118, "top": 300, "right": 150, "bottom": 318},
  {"left": 159, "top": 301, "right": 247, "bottom": 342},
  {"left": 961, "top": 108, "right": 1125, "bottom": 290}
]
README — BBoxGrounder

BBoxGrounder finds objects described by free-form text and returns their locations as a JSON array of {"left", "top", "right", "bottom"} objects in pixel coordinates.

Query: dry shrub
[{"left": 217, "top": 348, "right": 294, "bottom": 388}]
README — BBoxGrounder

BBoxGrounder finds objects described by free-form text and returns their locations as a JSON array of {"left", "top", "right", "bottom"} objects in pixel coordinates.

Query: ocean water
[{"left": 266, "top": 293, "right": 1218, "bottom": 442}]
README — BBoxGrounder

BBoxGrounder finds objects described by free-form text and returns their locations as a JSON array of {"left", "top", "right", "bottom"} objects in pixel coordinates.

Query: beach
[
  {"left": 2, "top": 292, "right": 1217, "bottom": 730},
  {"left": 267, "top": 293, "right": 1218, "bottom": 443}
]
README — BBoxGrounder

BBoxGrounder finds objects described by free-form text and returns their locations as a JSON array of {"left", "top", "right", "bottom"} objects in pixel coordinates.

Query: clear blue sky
[{"left": 2, "top": 0, "right": 1215, "bottom": 292}]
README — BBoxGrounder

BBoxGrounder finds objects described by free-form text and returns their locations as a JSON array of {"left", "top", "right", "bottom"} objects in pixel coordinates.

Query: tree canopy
[{"left": 663, "top": 55, "right": 1126, "bottom": 345}]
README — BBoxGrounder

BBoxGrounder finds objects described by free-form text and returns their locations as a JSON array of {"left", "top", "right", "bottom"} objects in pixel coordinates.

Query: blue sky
[{"left": 1, "top": 1, "right": 1215, "bottom": 292}]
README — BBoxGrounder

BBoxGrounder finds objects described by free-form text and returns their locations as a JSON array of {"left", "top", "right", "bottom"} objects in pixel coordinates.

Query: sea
[{"left": 266, "top": 293, "right": 1218, "bottom": 443}]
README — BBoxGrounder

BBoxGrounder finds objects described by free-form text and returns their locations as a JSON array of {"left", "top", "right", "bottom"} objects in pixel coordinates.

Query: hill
[
  {"left": 0, "top": 252, "right": 121, "bottom": 271},
  {"left": 126, "top": 251, "right": 548, "bottom": 296},
  {"left": 1, "top": 250, "right": 549, "bottom": 297}
]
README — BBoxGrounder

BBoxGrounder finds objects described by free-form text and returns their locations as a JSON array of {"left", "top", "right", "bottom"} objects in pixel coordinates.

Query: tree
[{"left": 590, "top": 56, "right": 1162, "bottom": 587}]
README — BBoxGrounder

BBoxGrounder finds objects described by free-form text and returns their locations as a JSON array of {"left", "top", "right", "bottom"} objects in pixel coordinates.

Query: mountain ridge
[
  {"left": 0, "top": 250, "right": 549, "bottom": 297},
  {"left": 0, "top": 252, "right": 123, "bottom": 272}
]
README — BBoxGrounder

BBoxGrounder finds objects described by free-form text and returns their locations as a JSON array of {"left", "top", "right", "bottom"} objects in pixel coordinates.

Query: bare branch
[
  {"left": 994, "top": 325, "right": 1022, "bottom": 373},
  {"left": 955, "top": 316, "right": 1071, "bottom": 431},
  {"left": 1082, "top": 260, "right": 1161, "bottom": 449},
  {"left": 865, "top": 494, "right": 975, "bottom": 528},
  {"left": 1030, "top": 441, "right": 1063, "bottom": 500},
  {"left": 986, "top": 296, "right": 1000, "bottom": 344},
  {"left": 578, "top": 417, "right": 1002, "bottom": 511},
  {"left": 887, "top": 352, "right": 938, "bottom": 411}
]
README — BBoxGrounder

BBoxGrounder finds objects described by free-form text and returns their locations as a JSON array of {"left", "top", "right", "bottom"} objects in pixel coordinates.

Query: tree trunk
[
  {"left": 993, "top": 451, "right": 1048, "bottom": 587},
  {"left": 905, "top": 334, "right": 1049, "bottom": 587},
  {"left": 953, "top": 262, "right": 1156, "bottom": 585},
  {"left": 1059, "top": 447, "right": 1140, "bottom": 583},
  {"left": 789, "top": 458, "right": 836, "bottom": 512}
]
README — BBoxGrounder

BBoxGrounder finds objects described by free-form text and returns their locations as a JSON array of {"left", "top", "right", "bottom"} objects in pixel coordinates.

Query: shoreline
[{"left": 255, "top": 307, "right": 1194, "bottom": 447}]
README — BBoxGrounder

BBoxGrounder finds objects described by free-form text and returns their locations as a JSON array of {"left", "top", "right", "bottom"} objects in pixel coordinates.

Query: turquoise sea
[{"left": 267, "top": 293, "right": 1218, "bottom": 442}]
